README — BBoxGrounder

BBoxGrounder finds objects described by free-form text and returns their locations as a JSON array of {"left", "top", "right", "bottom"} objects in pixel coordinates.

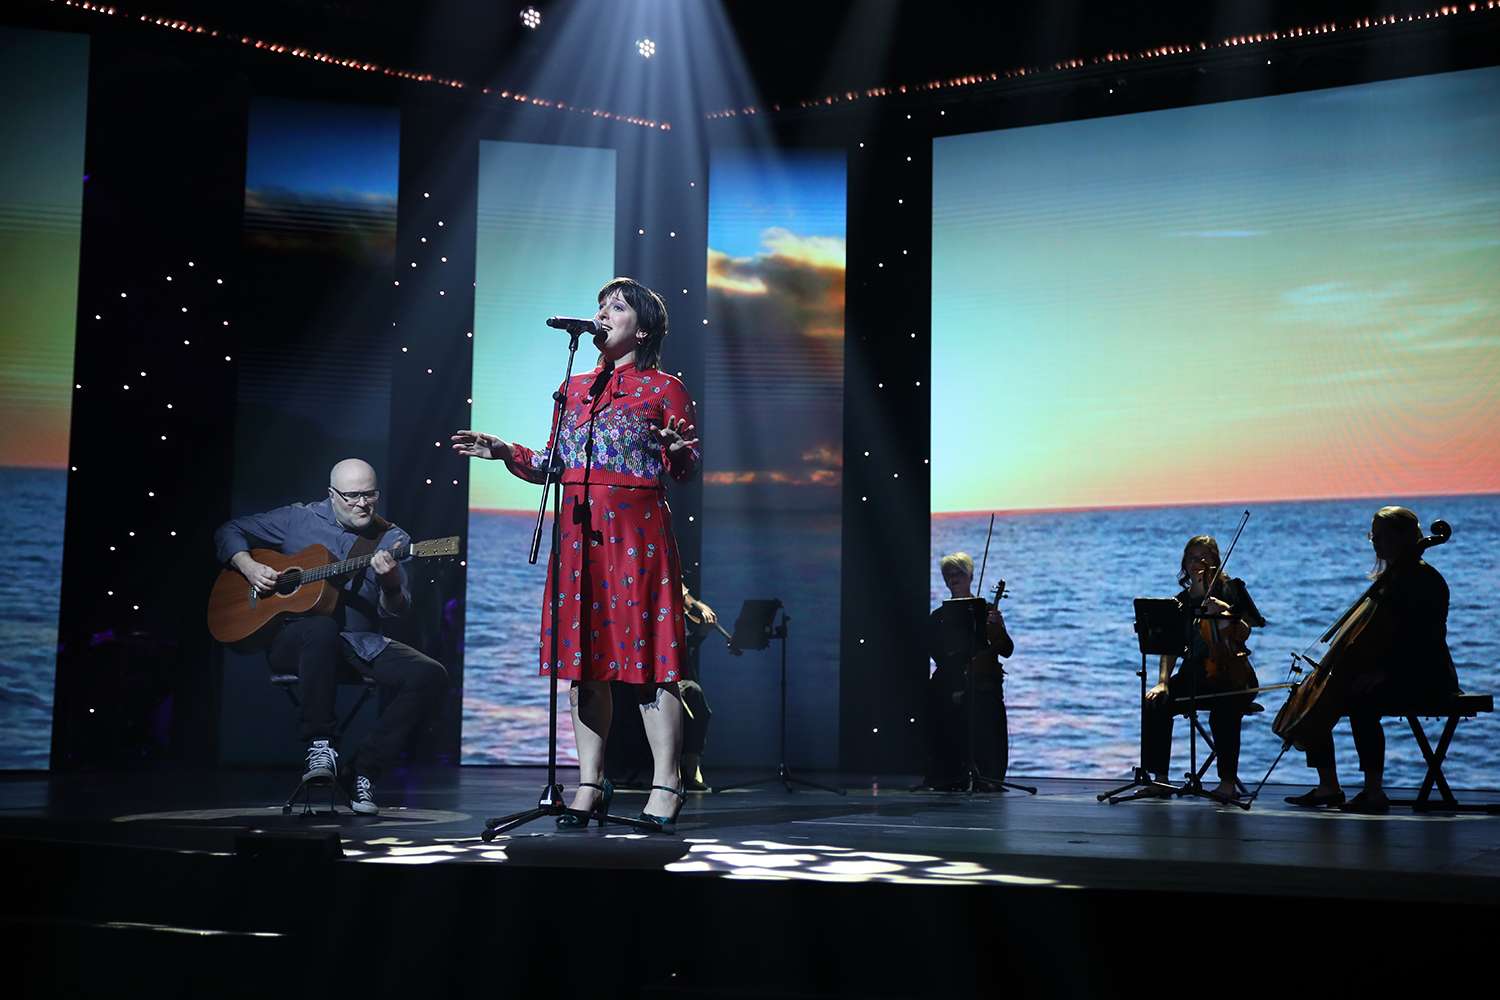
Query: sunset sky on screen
[{"left": 932, "top": 67, "right": 1500, "bottom": 513}]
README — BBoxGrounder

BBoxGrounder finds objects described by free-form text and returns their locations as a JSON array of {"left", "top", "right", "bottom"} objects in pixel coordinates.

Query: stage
[{"left": 8, "top": 767, "right": 1499, "bottom": 997}]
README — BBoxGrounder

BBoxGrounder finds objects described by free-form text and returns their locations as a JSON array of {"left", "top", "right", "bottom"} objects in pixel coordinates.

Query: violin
[
  {"left": 685, "top": 598, "right": 740, "bottom": 656},
  {"left": 967, "top": 514, "right": 1014, "bottom": 682},
  {"left": 969, "top": 578, "right": 1012, "bottom": 682},
  {"left": 1272, "top": 519, "right": 1452, "bottom": 750},
  {"left": 1194, "top": 571, "right": 1258, "bottom": 692}
]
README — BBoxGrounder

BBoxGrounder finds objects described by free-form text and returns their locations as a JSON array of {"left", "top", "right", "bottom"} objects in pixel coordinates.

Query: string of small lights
[
  {"left": 705, "top": 2, "right": 1500, "bottom": 119},
  {"left": 51, "top": 0, "right": 673, "bottom": 131}
]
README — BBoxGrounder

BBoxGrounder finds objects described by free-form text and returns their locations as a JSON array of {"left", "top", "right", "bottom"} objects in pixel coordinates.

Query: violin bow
[
  {"left": 974, "top": 512, "right": 996, "bottom": 596},
  {"left": 1173, "top": 681, "right": 1297, "bottom": 705},
  {"left": 1198, "top": 509, "right": 1250, "bottom": 618}
]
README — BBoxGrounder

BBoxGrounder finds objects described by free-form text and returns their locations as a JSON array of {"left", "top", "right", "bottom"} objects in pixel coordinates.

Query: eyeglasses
[{"left": 330, "top": 487, "right": 380, "bottom": 505}]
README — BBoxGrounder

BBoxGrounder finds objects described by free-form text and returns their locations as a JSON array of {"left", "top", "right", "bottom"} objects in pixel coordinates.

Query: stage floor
[{"left": 3, "top": 766, "right": 1498, "bottom": 904}]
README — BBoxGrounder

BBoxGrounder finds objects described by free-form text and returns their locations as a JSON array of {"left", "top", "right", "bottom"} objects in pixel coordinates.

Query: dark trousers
[
  {"left": 1301, "top": 712, "right": 1386, "bottom": 773},
  {"left": 1142, "top": 669, "right": 1249, "bottom": 781},
  {"left": 1299, "top": 682, "right": 1422, "bottom": 772},
  {"left": 680, "top": 678, "right": 712, "bottom": 756},
  {"left": 268, "top": 616, "right": 446, "bottom": 780},
  {"left": 925, "top": 669, "right": 1009, "bottom": 783}
]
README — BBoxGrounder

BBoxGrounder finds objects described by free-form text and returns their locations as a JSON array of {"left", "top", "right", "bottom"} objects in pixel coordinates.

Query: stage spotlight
[
  {"left": 520, "top": 6, "right": 542, "bottom": 30},
  {"left": 636, "top": 37, "right": 656, "bottom": 59}
]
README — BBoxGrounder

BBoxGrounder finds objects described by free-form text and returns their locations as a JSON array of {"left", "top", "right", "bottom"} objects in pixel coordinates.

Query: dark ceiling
[{"left": 16, "top": 0, "right": 1461, "bottom": 115}]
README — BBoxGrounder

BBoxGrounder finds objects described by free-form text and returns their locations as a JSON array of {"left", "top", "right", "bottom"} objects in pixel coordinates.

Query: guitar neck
[{"left": 296, "top": 540, "right": 409, "bottom": 583}]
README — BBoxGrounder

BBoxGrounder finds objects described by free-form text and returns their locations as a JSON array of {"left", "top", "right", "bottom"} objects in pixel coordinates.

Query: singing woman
[
  {"left": 453, "top": 277, "right": 699, "bottom": 833},
  {"left": 1143, "top": 535, "right": 1266, "bottom": 800},
  {"left": 1285, "top": 506, "right": 1459, "bottom": 814}
]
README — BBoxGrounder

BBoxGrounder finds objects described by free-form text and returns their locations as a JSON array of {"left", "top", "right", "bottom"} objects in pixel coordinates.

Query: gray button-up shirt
[{"left": 213, "top": 498, "right": 410, "bottom": 662}]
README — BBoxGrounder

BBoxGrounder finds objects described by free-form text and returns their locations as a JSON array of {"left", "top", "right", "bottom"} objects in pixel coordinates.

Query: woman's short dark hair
[{"left": 598, "top": 276, "right": 669, "bottom": 370}]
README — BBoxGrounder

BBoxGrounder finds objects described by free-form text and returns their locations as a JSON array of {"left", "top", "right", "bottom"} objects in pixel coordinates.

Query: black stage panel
[{"left": 6, "top": 768, "right": 1498, "bottom": 998}]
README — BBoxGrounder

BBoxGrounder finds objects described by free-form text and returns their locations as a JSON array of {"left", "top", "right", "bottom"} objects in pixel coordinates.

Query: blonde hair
[{"left": 939, "top": 552, "right": 975, "bottom": 578}]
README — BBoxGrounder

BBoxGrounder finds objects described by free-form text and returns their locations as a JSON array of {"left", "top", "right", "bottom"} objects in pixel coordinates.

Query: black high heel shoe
[
  {"left": 638, "top": 784, "right": 686, "bottom": 835},
  {"left": 556, "top": 779, "right": 613, "bottom": 829}
]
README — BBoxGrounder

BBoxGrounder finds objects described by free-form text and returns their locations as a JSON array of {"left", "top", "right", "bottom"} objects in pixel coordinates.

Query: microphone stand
[{"left": 482, "top": 327, "right": 650, "bottom": 839}]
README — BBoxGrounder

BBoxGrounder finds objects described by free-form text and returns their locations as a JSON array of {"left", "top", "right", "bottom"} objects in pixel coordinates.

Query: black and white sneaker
[
  {"left": 351, "top": 775, "right": 379, "bottom": 815},
  {"left": 302, "top": 739, "right": 338, "bottom": 783}
]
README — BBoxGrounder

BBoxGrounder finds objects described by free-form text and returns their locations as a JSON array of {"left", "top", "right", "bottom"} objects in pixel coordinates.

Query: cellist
[
  {"left": 1143, "top": 535, "right": 1266, "bottom": 799},
  {"left": 1285, "top": 506, "right": 1460, "bottom": 814}
]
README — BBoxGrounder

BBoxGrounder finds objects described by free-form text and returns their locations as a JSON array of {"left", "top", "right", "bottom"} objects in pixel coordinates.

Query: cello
[{"left": 1271, "top": 519, "right": 1452, "bottom": 750}]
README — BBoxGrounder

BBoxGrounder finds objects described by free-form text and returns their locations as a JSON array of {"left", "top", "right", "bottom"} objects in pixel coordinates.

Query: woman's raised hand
[
  {"left": 657, "top": 416, "right": 699, "bottom": 454},
  {"left": 451, "top": 430, "right": 510, "bottom": 461}
]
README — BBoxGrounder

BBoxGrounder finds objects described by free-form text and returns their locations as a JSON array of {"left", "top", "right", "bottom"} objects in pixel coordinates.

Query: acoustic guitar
[{"left": 207, "top": 536, "right": 459, "bottom": 648}]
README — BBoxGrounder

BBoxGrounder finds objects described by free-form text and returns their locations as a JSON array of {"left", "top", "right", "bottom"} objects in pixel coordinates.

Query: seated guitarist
[{"left": 212, "top": 458, "right": 446, "bottom": 815}]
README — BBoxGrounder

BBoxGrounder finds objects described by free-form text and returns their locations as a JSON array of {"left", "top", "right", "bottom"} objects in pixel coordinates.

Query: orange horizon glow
[
  {"left": 933, "top": 486, "right": 1500, "bottom": 520},
  {"left": 0, "top": 415, "right": 72, "bottom": 470}
]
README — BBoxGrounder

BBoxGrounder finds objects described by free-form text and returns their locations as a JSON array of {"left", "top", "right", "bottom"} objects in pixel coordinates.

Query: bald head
[
  {"left": 330, "top": 458, "right": 377, "bottom": 493},
  {"left": 328, "top": 458, "right": 379, "bottom": 530}
]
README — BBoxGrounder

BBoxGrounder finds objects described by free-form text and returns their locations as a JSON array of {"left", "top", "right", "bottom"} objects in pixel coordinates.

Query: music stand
[
  {"left": 1099, "top": 598, "right": 1186, "bottom": 804},
  {"left": 713, "top": 600, "right": 844, "bottom": 795}
]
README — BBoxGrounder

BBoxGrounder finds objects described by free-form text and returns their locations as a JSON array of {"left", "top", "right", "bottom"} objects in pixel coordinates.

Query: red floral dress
[{"left": 506, "top": 361, "right": 699, "bottom": 684}]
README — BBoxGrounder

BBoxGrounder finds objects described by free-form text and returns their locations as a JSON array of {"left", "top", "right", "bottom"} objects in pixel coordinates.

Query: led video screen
[
  {"left": 702, "top": 149, "right": 847, "bottom": 767},
  {"left": 463, "top": 141, "right": 616, "bottom": 764},
  {"left": 932, "top": 68, "right": 1500, "bottom": 785},
  {"left": 0, "top": 28, "right": 89, "bottom": 769}
]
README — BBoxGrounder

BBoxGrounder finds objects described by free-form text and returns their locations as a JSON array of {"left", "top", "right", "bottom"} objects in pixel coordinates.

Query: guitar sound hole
[{"left": 274, "top": 569, "right": 303, "bottom": 597}]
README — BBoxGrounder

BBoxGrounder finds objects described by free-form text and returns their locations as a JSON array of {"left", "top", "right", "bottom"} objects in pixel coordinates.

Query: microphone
[{"left": 546, "top": 316, "right": 604, "bottom": 336}]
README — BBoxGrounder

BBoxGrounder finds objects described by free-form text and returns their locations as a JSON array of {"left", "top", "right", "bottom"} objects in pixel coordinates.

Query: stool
[
  {"left": 1385, "top": 693, "right": 1496, "bottom": 813},
  {"left": 270, "top": 671, "right": 379, "bottom": 816},
  {"left": 1182, "top": 701, "right": 1263, "bottom": 796}
]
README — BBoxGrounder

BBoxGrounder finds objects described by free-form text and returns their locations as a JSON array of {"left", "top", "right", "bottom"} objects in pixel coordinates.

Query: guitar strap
[
  {"left": 346, "top": 514, "right": 393, "bottom": 563},
  {"left": 340, "top": 514, "right": 394, "bottom": 616}
]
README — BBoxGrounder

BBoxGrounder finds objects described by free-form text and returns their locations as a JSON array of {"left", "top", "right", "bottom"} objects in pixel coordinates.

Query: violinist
[
  {"left": 1286, "top": 506, "right": 1460, "bottom": 814},
  {"left": 924, "top": 552, "right": 1013, "bottom": 789},
  {"left": 1143, "top": 535, "right": 1266, "bottom": 800},
  {"left": 599, "top": 580, "right": 717, "bottom": 790},
  {"left": 680, "top": 583, "right": 717, "bottom": 791}
]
